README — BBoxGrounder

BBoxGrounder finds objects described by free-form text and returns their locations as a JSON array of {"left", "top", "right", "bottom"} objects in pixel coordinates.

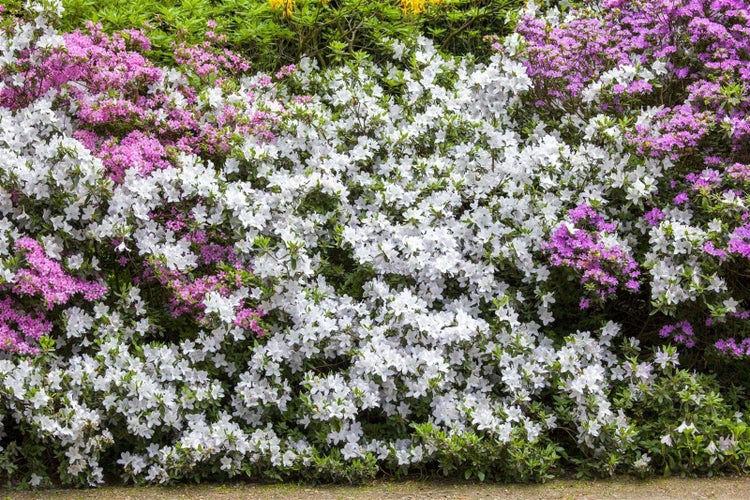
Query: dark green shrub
[{"left": 59, "top": 0, "right": 523, "bottom": 70}]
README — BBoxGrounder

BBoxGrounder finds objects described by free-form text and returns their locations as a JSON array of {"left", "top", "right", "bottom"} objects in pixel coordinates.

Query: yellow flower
[
  {"left": 269, "top": 0, "right": 296, "bottom": 18},
  {"left": 400, "top": 0, "right": 427, "bottom": 15},
  {"left": 399, "top": 0, "right": 440, "bottom": 16}
]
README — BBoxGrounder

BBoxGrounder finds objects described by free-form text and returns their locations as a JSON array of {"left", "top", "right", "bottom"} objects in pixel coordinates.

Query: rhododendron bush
[{"left": 0, "top": 0, "right": 749, "bottom": 488}]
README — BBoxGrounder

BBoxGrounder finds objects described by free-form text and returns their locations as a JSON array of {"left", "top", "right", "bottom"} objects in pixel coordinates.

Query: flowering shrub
[
  {"left": 0, "top": 0, "right": 749, "bottom": 489},
  {"left": 544, "top": 204, "right": 640, "bottom": 306},
  {"left": 508, "top": 0, "right": 750, "bottom": 358}
]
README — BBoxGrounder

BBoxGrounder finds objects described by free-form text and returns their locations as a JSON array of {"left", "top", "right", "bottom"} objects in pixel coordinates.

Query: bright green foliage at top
[{"left": 57, "top": 0, "right": 523, "bottom": 70}]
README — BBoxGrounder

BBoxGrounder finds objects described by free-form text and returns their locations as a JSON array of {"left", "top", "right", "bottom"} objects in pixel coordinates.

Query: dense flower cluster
[
  {"left": 2, "top": 17, "right": 279, "bottom": 182},
  {"left": 0, "top": 298, "right": 52, "bottom": 355},
  {"left": 511, "top": 0, "right": 750, "bottom": 349},
  {"left": 0, "top": 237, "right": 106, "bottom": 354},
  {"left": 0, "top": 0, "right": 748, "bottom": 488},
  {"left": 714, "top": 337, "right": 750, "bottom": 356},
  {"left": 12, "top": 238, "right": 106, "bottom": 308},
  {"left": 544, "top": 204, "right": 640, "bottom": 305}
]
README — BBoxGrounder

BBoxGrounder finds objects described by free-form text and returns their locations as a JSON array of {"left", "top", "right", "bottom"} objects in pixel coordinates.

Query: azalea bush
[
  {"left": 508, "top": 0, "right": 750, "bottom": 371},
  {"left": 0, "top": 0, "right": 749, "bottom": 488}
]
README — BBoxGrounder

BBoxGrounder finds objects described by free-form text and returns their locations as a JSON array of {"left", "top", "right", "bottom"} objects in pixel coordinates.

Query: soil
[{"left": 4, "top": 476, "right": 750, "bottom": 500}]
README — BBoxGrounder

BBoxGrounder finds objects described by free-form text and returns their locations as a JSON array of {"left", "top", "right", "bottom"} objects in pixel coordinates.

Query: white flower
[
  {"left": 29, "top": 388, "right": 50, "bottom": 409},
  {"left": 675, "top": 421, "right": 696, "bottom": 434},
  {"left": 723, "top": 297, "right": 739, "bottom": 313},
  {"left": 203, "top": 87, "right": 224, "bottom": 109},
  {"left": 633, "top": 454, "right": 651, "bottom": 469},
  {"left": 203, "top": 291, "right": 243, "bottom": 325},
  {"left": 342, "top": 441, "right": 364, "bottom": 460},
  {"left": 391, "top": 39, "right": 406, "bottom": 60},
  {"left": 651, "top": 60, "right": 668, "bottom": 76},
  {"left": 65, "top": 307, "right": 95, "bottom": 338},
  {"left": 718, "top": 435, "right": 736, "bottom": 451},
  {"left": 653, "top": 348, "right": 679, "bottom": 370},
  {"left": 220, "top": 456, "right": 234, "bottom": 471},
  {"left": 705, "top": 441, "right": 718, "bottom": 455}
]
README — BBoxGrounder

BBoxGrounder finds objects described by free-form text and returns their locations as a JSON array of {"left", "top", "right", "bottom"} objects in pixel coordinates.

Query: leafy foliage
[{"left": 58, "top": 0, "right": 523, "bottom": 70}]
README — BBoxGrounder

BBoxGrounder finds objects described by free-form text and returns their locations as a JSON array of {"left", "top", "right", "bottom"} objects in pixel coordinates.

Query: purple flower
[
  {"left": 659, "top": 320, "right": 696, "bottom": 348},
  {"left": 12, "top": 238, "right": 106, "bottom": 310},
  {"left": 715, "top": 338, "right": 750, "bottom": 357},
  {"left": 702, "top": 241, "right": 727, "bottom": 260},
  {"left": 544, "top": 205, "right": 640, "bottom": 302},
  {"left": 673, "top": 191, "right": 689, "bottom": 205},
  {"left": 644, "top": 208, "right": 665, "bottom": 226},
  {"left": 728, "top": 224, "right": 750, "bottom": 259}
]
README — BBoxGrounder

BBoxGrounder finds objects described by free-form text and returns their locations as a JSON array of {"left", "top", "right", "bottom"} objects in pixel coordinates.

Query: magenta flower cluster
[
  {"left": 514, "top": 0, "right": 750, "bottom": 162},
  {"left": 13, "top": 238, "right": 106, "bottom": 308},
  {"left": 727, "top": 223, "right": 750, "bottom": 259},
  {"left": 173, "top": 23, "right": 251, "bottom": 83},
  {"left": 714, "top": 337, "right": 750, "bottom": 357},
  {"left": 544, "top": 205, "right": 640, "bottom": 306},
  {"left": 0, "top": 239, "right": 105, "bottom": 354},
  {"left": 0, "top": 298, "right": 53, "bottom": 355},
  {"left": 513, "top": 15, "right": 637, "bottom": 103},
  {"left": 146, "top": 262, "right": 265, "bottom": 337}
]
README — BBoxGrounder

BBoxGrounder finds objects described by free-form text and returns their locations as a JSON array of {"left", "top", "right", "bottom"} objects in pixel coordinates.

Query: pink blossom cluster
[
  {"left": 233, "top": 307, "right": 265, "bottom": 336},
  {"left": 0, "top": 298, "right": 53, "bottom": 355},
  {"left": 147, "top": 262, "right": 265, "bottom": 337},
  {"left": 544, "top": 205, "right": 640, "bottom": 306},
  {"left": 147, "top": 263, "right": 230, "bottom": 319},
  {"left": 12, "top": 238, "right": 106, "bottom": 309},
  {"left": 513, "top": 15, "right": 635, "bottom": 103},
  {"left": 727, "top": 223, "right": 750, "bottom": 259},
  {"left": 630, "top": 106, "right": 713, "bottom": 159},
  {"left": 514, "top": 0, "right": 750, "bottom": 166},
  {"left": 0, "top": 238, "right": 105, "bottom": 354},
  {"left": 75, "top": 130, "right": 172, "bottom": 182},
  {"left": 643, "top": 207, "right": 665, "bottom": 226},
  {"left": 0, "top": 20, "right": 282, "bottom": 182},
  {"left": 173, "top": 24, "right": 251, "bottom": 83}
]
